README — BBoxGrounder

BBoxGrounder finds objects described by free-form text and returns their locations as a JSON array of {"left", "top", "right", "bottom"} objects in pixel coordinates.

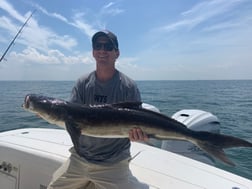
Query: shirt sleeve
[
  {"left": 128, "top": 86, "right": 141, "bottom": 102},
  {"left": 69, "top": 79, "right": 85, "bottom": 104}
]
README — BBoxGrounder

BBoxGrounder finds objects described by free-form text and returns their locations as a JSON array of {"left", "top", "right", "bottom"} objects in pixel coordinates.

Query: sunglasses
[{"left": 93, "top": 42, "right": 115, "bottom": 51}]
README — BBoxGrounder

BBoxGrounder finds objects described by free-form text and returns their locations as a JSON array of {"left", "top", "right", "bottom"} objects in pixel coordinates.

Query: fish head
[
  {"left": 22, "top": 94, "right": 66, "bottom": 127},
  {"left": 23, "top": 94, "right": 63, "bottom": 111}
]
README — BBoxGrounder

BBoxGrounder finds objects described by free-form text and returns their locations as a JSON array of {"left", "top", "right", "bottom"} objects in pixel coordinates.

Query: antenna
[{"left": 0, "top": 9, "right": 36, "bottom": 62}]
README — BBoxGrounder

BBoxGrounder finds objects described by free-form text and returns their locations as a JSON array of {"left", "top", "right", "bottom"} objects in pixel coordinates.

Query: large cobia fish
[{"left": 22, "top": 94, "right": 252, "bottom": 166}]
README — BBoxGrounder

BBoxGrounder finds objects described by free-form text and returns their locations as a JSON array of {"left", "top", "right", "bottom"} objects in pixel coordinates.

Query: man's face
[{"left": 92, "top": 36, "right": 119, "bottom": 65}]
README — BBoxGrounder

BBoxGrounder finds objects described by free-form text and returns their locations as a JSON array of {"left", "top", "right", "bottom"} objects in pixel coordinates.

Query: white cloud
[
  {"left": 72, "top": 18, "right": 97, "bottom": 38},
  {"left": 0, "top": 0, "right": 25, "bottom": 22},
  {"left": 34, "top": 3, "right": 97, "bottom": 38},
  {"left": 117, "top": 56, "right": 139, "bottom": 69},
  {"left": 35, "top": 4, "right": 69, "bottom": 23},
  {"left": 101, "top": 2, "right": 124, "bottom": 16},
  {"left": 159, "top": 0, "right": 247, "bottom": 32},
  {"left": 15, "top": 21, "right": 78, "bottom": 52},
  {"left": 48, "top": 35, "right": 77, "bottom": 51},
  {"left": 0, "top": 0, "right": 126, "bottom": 67},
  {"left": 0, "top": 8, "right": 78, "bottom": 53},
  {"left": 103, "top": 2, "right": 115, "bottom": 9},
  {"left": 0, "top": 16, "right": 15, "bottom": 31},
  {"left": 0, "top": 47, "right": 95, "bottom": 80},
  {"left": 9, "top": 47, "right": 93, "bottom": 65}
]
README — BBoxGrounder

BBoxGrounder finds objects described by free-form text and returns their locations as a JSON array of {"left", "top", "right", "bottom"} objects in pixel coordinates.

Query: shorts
[{"left": 47, "top": 148, "right": 149, "bottom": 189}]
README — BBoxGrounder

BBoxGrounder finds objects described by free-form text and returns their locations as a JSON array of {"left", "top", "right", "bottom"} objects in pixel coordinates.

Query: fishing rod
[{"left": 0, "top": 9, "right": 36, "bottom": 62}]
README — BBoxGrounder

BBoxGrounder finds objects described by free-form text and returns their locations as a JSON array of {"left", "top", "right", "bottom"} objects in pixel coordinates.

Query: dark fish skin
[{"left": 22, "top": 94, "right": 252, "bottom": 166}]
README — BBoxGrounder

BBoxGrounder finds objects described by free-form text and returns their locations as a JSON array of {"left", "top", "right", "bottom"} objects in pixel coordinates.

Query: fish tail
[{"left": 192, "top": 131, "right": 252, "bottom": 166}]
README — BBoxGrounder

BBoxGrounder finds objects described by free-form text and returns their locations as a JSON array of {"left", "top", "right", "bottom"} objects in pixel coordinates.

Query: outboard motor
[{"left": 161, "top": 109, "right": 220, "bottom": 165}]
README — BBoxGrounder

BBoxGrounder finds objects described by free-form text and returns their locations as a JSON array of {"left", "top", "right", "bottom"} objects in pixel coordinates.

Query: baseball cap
[{"left": 92, "top": 30, "right": 119, "bottom": 50}]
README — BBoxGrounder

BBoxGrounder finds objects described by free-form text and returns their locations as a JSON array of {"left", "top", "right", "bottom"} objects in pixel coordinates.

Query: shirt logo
[{"left": 94, "top": 95, "right": 107, "bottom": 103}]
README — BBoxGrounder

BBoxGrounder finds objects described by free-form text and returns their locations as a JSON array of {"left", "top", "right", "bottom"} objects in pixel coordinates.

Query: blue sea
[{"left": 0, "top": 80, "right": 251, "bottom": 180}]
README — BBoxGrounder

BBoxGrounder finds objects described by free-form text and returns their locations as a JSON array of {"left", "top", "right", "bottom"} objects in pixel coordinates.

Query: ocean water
[{"left": 0, "top": 80, "right": 251, "bottom": 179}]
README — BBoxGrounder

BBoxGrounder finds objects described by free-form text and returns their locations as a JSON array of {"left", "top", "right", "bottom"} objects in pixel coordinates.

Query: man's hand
[{"left": 129, "top": 127, "right": 148, "bottom": 142}]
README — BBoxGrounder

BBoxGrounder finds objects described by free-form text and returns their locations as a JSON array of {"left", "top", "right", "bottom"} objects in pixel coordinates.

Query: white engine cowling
[{"left": 161, "top": 109, "right": 220, "bottom": 165}]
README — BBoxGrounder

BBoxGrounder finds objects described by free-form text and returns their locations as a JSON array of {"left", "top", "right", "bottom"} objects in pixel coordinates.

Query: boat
[{"left": 0, "top": 104, "right": 251, "bottom": 189}]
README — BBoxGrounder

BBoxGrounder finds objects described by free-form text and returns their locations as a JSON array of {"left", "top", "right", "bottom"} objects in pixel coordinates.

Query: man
[{"left": 47, "top": 30, "right": 149, "bottom": 189}]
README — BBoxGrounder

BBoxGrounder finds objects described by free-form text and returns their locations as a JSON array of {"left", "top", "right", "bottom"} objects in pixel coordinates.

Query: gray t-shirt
[{"left": 66, "top": 70, "right": 141, "bottom": 164}]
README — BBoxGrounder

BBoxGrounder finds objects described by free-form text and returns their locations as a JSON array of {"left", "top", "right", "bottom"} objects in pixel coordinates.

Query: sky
[{"left": 0, "top": 0, "right": 252, "bottom": 80}]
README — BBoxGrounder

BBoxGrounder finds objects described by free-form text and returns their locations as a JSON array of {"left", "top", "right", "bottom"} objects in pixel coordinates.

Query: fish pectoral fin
[{"left": 65, "top": 120, "right": 81, "bottom": 130}]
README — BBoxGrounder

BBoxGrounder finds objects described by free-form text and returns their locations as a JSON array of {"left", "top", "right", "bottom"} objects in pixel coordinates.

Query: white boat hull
[{"left": 0, "top": 128, "right": 251, "bottom": 189}]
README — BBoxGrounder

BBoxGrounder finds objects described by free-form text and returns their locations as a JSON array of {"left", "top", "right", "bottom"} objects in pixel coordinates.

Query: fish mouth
[{"left": 22, "top": 95, "right": 31, "bottom": 109}]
